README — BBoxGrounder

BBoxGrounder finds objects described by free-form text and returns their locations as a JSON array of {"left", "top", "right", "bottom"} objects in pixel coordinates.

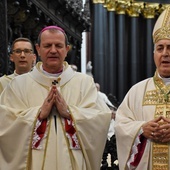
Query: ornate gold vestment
[{"left": 143, "top": 71, "right": 170, "bottom": 170}]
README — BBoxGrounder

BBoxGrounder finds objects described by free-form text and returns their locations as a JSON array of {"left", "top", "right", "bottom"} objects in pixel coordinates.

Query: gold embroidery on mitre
[
  {"left": 153, "top": 26, "right": 170, "bottom": 44},
  {"left": 153, "top": 6, "right": 170, "bottom": 43}
]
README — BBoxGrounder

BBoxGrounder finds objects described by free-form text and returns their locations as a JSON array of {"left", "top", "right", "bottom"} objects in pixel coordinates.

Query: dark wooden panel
[{"left": 0, "top": 0, "right": 8, "bottom": 76}]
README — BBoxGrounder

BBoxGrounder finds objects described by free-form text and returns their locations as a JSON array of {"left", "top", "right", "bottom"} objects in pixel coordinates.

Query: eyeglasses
[{"left": 12, "top": 49, "right": 33, "bottom": 56}]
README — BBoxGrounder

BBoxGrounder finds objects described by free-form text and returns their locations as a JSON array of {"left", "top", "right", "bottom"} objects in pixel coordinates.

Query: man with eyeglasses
[{"left": 0, "top": 37, "right": 36, "bottom": 94}]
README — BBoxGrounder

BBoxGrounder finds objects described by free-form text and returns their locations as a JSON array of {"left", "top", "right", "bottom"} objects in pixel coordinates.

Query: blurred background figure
[
  {"left": 86, "top": 60, "right": 93, "bottom": 77},
  {"left": 71, "top": 64, "right": 78, "bottom": 71},
  {"left": 95, "top": 82, "right": 115, "bottom": 108},
  {"left": 95, "top": 82, "right": 117, "bottom": 139},
  {"left": 107, "top": 104, "right": 117, "bottom": 140}
]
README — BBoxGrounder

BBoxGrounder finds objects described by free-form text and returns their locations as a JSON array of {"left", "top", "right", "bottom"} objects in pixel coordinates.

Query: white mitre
[{"left": 153, "top": 5, "right": 170, "bottom": 44}]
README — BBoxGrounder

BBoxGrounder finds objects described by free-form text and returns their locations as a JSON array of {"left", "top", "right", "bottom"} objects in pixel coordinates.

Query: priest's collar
[
  {"left": 157, "top": 72, "right": 170, "bottom": 85},
  {"left": 40, "top": 64, "right": 64, "bottom": 78},
  {"left": 14, "top": 70, "right": 19, "bottom": 76},
  {"left": 30, "top": 61, "right": 75, "bottom": 87}
]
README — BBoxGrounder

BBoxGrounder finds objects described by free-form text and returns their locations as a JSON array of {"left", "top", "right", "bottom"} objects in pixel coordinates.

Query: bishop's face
[
  {"left": 36, "top": 30, "right": 70, "bottom": 74},
  {"left": 154, "top": 39, "right": 170, "bottom": 78}
]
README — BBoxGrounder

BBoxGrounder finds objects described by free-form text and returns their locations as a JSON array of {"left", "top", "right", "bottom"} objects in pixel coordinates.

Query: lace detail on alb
[
  {"left": 32, "top": 119, "right": 48, "bottom": 150},
  {"left": 127, "top": 129, "right": 143, "bottom": 170},
  {"left": 62, "top": 118, "right": 80, "bottom": 149}
]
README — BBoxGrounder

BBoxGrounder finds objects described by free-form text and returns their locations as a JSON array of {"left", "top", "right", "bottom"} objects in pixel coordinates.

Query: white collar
[
  {"left": 158, "top": 73, "right": 170, "bottom": 85},
  {"left": 40, "top": 65, "right": 63, "bottom": 78}
]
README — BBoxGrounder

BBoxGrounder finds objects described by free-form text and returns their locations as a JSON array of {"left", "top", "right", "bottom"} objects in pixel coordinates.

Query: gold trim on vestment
[
  {"left": 143, "top": 72, "right": 170, "bottom": 105},
  {"left": 59, "top": 114, "right": 76, "bottom": 168},
  {"left": 143, "top": 71, "right": 169, "bottom": 170},
  {"left": 26, "top": 111, "right": 40, "bottom": 170},
  {"left": 70, "top": 112, "right": 91, "bottom": 167},
  {"left": 41, "top": 117, "right": 52, "bottom": 170},
  {"left": 152, "top": 105, "right": 169, "bottom": 170}
]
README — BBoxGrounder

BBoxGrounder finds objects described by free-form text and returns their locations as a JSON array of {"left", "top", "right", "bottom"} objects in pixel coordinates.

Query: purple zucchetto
[{"left": 40, "top": 26, "right": 65, "bottom": 34}]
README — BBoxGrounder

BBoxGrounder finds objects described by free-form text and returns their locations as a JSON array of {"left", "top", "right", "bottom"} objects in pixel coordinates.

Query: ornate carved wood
[{"left": 0, "top": 0, "right": 90, "bottom": 75}]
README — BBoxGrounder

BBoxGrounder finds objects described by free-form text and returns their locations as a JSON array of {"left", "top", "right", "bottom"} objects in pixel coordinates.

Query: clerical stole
[{"left": 143, "top": 72, "right": 170, "bottom": 170}]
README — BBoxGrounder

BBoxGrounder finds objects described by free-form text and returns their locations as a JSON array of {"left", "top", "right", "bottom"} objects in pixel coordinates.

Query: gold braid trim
[
  {"left": 143, "top": 71, "right": 170, "bottom": 105},
  {"left": 26, "top": 112, "right": 40, "bottom": 170},
  {"left": 152, "top": 104, "right": 169, "bottom": 170},
  {"left": 41, "top": 117, "right": 52, "bottom": 170}
]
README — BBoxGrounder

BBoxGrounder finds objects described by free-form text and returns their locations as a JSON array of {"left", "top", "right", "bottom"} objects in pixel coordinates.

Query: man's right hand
[{"left": 39, "top": 85, "right": 57, "bottom": 120}]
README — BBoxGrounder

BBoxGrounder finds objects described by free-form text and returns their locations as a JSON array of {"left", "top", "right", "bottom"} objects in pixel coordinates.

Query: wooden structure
[{"left": 0, "top": 0, "right": 90, "bottom": 76}]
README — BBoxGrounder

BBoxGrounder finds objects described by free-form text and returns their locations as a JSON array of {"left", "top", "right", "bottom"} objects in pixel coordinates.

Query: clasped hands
[
  {"left": 39, "top": 85, "right": 70, "bottom": 120},
  {"left": 142, "top": 116, "right": 170, "bottom": 143}
]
